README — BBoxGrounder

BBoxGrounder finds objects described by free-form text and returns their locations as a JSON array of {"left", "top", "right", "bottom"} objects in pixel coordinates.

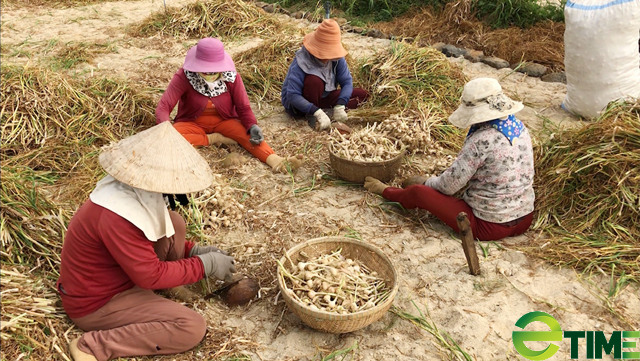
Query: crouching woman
[
  {"left": 59, "top": 123, "right": 236, "bottom": 361},
  {"left": 365, "top": 78, "right": 535, "bottom": 241}
]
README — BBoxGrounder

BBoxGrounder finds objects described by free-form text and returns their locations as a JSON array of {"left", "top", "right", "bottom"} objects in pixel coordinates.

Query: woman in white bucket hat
[
  {"left": 365, "top": 78, "right": 535, "bottom": 241},
  {"left": 58, "top": 122, "right": 237, "bottom": 361}
]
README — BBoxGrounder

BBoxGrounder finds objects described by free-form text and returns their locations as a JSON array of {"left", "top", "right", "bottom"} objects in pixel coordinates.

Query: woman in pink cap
[
  {"left": 281, "top": 19, "right": 369, "bottom": 130},
  {"left": 156, "top": 38, "right": 303, "bottom": 172}
]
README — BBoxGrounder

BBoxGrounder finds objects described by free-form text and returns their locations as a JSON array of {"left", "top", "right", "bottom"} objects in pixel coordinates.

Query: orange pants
[{"left": 173, "top": 104, "right": 275, "bottom": 163}]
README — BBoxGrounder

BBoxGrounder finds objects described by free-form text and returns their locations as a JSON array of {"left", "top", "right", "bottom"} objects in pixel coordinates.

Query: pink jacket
[{"left": 155, "top": 68, "right": 257, "bottom": 130}]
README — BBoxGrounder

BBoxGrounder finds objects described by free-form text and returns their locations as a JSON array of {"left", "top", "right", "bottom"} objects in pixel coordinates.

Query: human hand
[
  {"left": 333, "top": 104, "right": 348, "bottom": 122},
  {"left": 189, "top": 244, "right": 228, "bottom": 257},
  {"left": 196, "top": 252, "right": 237, "bottom": 282},
  {"left": 249, "top": 125, "right": 264, "bottom": 145},
  {"left": 313, "top": 109, "right": 331, "bottom": 130}
]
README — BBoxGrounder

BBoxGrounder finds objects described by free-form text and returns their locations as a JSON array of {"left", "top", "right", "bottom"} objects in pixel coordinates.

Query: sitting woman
[
  {"left": 156, "top": 37, "right": 303, "bottom": 173},
  {"left": 364, "top": 78, "right": 535, "bottom": 241},
  {"left": 60, "top": 123, "right": 236, "bottom": 361},
  {"left": 281, "top": 19, "right": 369, "bottom": 130}
]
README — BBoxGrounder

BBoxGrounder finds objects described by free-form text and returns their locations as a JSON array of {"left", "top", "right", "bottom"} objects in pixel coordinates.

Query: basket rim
[
  {"left": 329, "top": 144, "right": 406, "bottom": 166},
  {"left": 277, "top": 236, "right": 399, "bottom": 320}
]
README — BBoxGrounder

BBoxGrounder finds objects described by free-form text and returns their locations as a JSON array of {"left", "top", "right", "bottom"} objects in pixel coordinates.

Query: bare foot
[
  {"left": 402, "top": 175, "right": 428, "bottom": 188},
  {"left": 268, "top": 154, "right": 304, "bottom": 173},
  {"left": 364, "top": 176, "right": 388, "bottom": 195}
]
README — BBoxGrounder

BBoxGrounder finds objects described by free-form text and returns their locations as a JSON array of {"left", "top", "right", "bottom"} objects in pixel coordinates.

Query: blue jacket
[{"left": 281, "top": 56, "right": 354, "bottom": 116}]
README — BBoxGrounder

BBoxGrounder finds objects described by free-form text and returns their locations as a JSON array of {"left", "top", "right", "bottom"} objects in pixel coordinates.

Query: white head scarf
[{"left": 90, "top": 175, "right": 175, "bottom": 242}]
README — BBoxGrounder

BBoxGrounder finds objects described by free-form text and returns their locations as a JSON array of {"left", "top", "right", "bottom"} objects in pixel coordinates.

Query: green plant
[{"left": 472, "top": 0, "right": 565, "bottom": 29}]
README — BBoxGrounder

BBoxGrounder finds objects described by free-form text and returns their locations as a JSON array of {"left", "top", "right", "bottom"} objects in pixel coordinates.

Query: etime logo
[{"left": 513, "top": 311, "right": 639, "bottom": 360}]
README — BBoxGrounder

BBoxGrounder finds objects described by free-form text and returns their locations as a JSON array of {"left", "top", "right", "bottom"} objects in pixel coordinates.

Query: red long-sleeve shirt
[
  {"left": 57, "top": 200, "right": 204, "bottom": 318},
  {"left": 155, "top": 68, "right": 257, "bottom": 130}
]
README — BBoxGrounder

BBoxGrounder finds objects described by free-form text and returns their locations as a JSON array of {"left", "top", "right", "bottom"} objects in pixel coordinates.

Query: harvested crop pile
[
  {"left": 350, "top": 42, "right": 464, "bottom": 148},
  {"left": 0, "top": 168, "right": 69, "bottom": 273},
  {"left": 235, "top": 37, "right": 302, "bottom": 103},
  {"left": 0, "top": 266, "right": 67, "bottom": 360},
  {"left": 379, "top": 113, "right": 454, "bottom": 154},
  {"left": 197, "top": 174, "right": 250, "bottom": 231},
  {"left": 0, "top": 65, "right": 156, "bottom": 204},
  {"left": 527, "top": 100, "right": 640, "bottom": 281},
  {"left": 355, "top": 41, "right": 464, "bottom": 112},
  {"left": 375, "top": 0, "right": 565, "bottom": 70},
  {"left": 278, "top": 249, "right": 391, "bottom": 313},
  {"left": 131, "top": 0, "right": 295, "bottom": 40},
  {"left": 329, "top": 124, "right": 402, "bottom": 162}
]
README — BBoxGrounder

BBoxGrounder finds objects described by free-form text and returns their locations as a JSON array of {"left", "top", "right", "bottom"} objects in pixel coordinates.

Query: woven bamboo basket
[
  {"left": 277, "top": 237, "right": 398, "bottom": 334},
  {"left": 329, "top": 147, "right": 405, "bottom": 184}
]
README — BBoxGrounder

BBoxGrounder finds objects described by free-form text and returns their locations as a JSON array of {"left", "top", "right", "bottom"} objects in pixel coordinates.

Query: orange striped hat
[{"left": 303, "top": 19, "right": 347, "bottom": 60}]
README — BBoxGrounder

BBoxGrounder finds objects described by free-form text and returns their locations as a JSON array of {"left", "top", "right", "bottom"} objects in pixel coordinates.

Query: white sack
[{"left": 563, "top": 0, "right": 640, "bottom": 118}]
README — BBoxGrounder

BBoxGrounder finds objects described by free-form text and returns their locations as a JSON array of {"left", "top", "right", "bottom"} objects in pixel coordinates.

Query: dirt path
[{"left": 2, "top": 1, "right": 638, "bottom": 360}]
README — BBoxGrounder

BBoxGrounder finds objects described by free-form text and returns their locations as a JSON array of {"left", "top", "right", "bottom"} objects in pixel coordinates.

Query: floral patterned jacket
[{"left": 424, "top": 124, "right": 535, "bottom": 223}]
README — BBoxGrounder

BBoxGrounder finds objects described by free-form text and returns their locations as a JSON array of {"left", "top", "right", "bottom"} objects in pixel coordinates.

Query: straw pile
[
  {"left": 1, "top": 64, "right": 156, "bottom": 204},
  {"left": 375, "top": 0, "right": 565, "bottom": 70},
  {"left": 0, "top": 266, "right": 67, "bottom": 361},
  {"left": 350, "top": 42, "right": 464, "bottom": 148},
  {"left": 528, "top": 101, "right": 640, "bottom": 281},
  {"left": 1, "top": 168, "right": 69, "bottom": 274},
  {"left": 132, "top": 0, "right": 296, "bottom": 40},
  {"left": 235, "top": 37, "right": 302, "bottom": 103}
]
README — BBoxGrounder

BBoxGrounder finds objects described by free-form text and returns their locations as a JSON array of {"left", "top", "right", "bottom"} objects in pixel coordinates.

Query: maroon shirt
[
  {"left": 155, "top": 68, "right": 257, "bottom": 130},
  {"left": 57, "top": 200, "right": 204, "bottom": 318}
]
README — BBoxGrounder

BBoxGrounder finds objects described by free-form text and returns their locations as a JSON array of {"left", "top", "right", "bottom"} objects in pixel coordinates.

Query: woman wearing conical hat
[
  {"left": 364, "top": 78, "right": 535, "bottom": 242},
  {"left": 59, "top": 123, "right": 237, "bottom": 361},
  {"left": 281, "top": 19, "right": 369, "bottom": 130},
  {"left": 156, "top": 37, "right": 303, "bottom": 172}
]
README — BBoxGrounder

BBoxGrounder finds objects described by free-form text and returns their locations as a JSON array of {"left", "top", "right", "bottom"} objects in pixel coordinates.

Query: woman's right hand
[
  {"left": 313, "top": 109, "right": 331, "bottom": 130},
  {"left": 196, "top": 252, "right": 236, "bottom": 282}
]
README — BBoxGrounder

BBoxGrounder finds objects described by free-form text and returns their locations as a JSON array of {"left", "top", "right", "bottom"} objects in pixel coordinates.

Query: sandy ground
[{"left": 2, "top": 1, "right": 639, "bottom": 360}]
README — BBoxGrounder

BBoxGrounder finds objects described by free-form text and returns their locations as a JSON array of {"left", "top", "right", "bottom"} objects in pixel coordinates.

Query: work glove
[
  {"left": 248, "top": 125, "right": 264, "bottom": 145},
  {"left": 196, "top": 252, "right": 236, "bottom": 282},
  {"left": 313, "top": 109, "right": 331, "bottom": 130},
  {"left": 333, "top": 104, "right": 348, "bottom": 122},
  {"left": 189, "top": 244, "right": 228, "bottom": 257}
]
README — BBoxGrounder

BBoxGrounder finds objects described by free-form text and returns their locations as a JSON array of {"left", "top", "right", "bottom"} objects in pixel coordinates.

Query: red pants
[
  {"left": 303, "top": 75, "right": 369, "bottom": 110},
  {"left": 382, "top": 185, "right": 533, "bottom": 241},
  {"left": 173, "top": 103, "right": 275, "bottom": 163},
  {"left": 72, "top": 212, "right": 206, "bottom": 361}
]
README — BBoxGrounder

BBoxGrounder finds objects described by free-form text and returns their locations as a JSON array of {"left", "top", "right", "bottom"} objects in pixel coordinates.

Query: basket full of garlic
[
  {"left": 329, "top": 124, "right": 405, "bottom": 184},
  {"left": 277, "top": 236, "right": 398, "bottom": 333}
]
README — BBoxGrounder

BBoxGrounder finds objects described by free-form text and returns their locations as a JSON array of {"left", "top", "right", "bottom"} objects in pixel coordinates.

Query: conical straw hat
[{"left": 98, "top": 122, "right": 213, "bottom": 194}]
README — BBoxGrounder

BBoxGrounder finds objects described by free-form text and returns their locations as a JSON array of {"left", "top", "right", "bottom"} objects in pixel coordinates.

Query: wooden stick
[{"left": 456, "top": 212, "right": 481, "bottom": 275}]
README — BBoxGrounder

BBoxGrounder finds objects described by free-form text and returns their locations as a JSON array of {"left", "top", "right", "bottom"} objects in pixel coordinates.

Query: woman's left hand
[{"left": 249, "top": 125, "right": 264, "bottom": 145}]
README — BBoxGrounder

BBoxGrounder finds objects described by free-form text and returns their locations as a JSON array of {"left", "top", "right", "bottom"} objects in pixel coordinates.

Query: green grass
[
  {"left": 267, "top": 0, "right": 564, "bottom": 28},
  {"left": 473, "top": 0, "right": 565, "bottom": 28}
]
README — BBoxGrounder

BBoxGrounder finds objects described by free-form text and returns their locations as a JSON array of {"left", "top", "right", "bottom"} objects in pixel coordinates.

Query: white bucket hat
[
  {"left": 98, "top": 122, "right": 213, "bottom": 194},
  {"left": 448, "top": 78, "right": 524, "bottom": 128}
]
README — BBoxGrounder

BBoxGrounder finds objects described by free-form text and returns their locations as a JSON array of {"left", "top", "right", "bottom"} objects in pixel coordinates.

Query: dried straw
[
  {"left": 0, "top": 266, "right": 68, "bottom": 361},
  {"left": 131, "top": 0, "right": 297, "bottom": 41},
  {"left": 375, "top": 0, "right": 565, "bottom": 71},
  {"left": 350, "top": 42, "right": 464, "bottom": 148},
  {"left": 235, "top": 37, "right": 302, "bottom": 103},
  {"left": 1, "top": 64, "right": 156, "bottom": 204},
  {"left": 524, "top": 100, "right": 640, "bottom": 281},
  {"left": 0, "top": 167, "right": 69, "bottom": 274}
]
